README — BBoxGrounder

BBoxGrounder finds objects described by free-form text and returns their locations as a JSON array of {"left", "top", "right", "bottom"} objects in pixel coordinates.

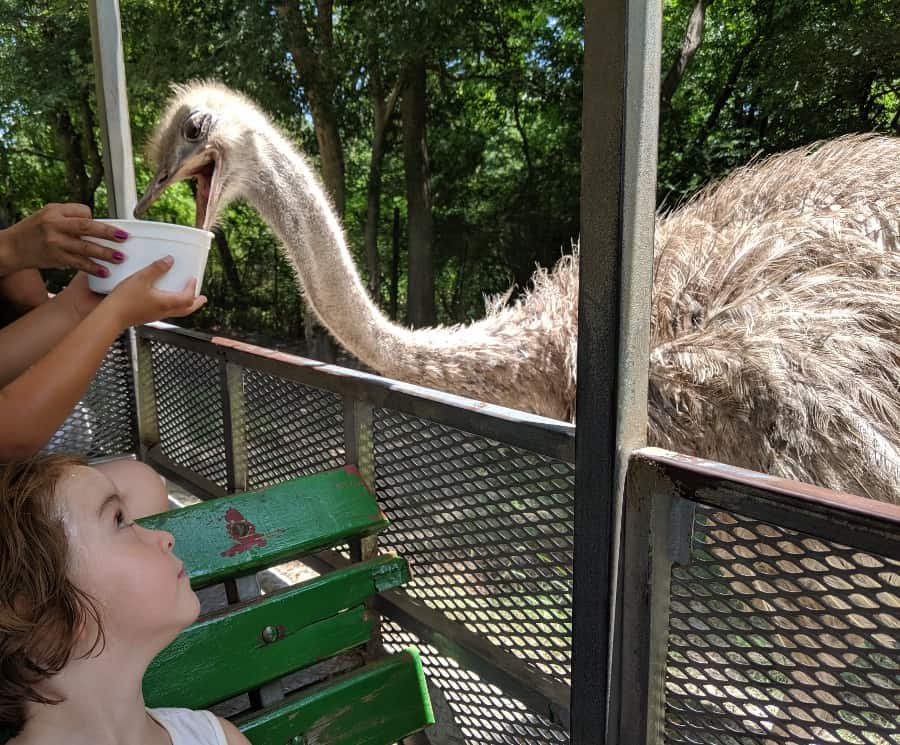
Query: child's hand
[
  {"left": 57, "top": 272, "right": 105, "bottom": 320},
  {"left": 0, "top": 203, "right": 128, "bottom": 277},
  {"left": 103, "top": 256, "right": 207, "bottom": 328}
]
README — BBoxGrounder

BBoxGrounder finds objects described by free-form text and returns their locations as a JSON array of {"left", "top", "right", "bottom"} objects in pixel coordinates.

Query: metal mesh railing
[
  {"left": 383, "top": 619, "right": 570, "bottom": 745},
  {"left": 665, "top": 506, "right": 900, "bottom": 745},
  {"left": 44, "top": 333, "right": 136, "bottom": 457},
  {"left": 243, "top": 368, "right": 346, "bottom": 489},
  {"left": 139, "top": 330, "right": 576, "bottom": 741},
  {"left": 149, "top": 340, "right": 228, "bottom": 487},
  {"left": 374, "top": 409, "right": 575, "bottom": 686}
]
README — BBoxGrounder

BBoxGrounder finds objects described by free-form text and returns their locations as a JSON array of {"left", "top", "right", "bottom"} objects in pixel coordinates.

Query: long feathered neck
[
  {"left": 241, "top": 126, "right": 399, "bottom": 368},
  {"left": 235, "top": 122, "right": 578, "bottom": 420}
]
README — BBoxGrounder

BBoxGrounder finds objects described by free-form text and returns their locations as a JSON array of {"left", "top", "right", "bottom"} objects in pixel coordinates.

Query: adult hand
[
  {"left": 0, "top": 203, "right": 128, "bottom": 277},
  {"left": 103, "top": 255, "right": 207, "bottom": 328}
]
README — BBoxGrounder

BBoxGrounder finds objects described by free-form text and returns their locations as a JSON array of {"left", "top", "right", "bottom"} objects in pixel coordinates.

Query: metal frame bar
[
  {"left": 573, "top": 0, "right": 659, "bottom": 741},
  {"left": 617, "top": 465, "right": 680, "bottom": 745},
  {"left": 87, "top": 0, "right": 137, "bottom": 219},
  {"left": 632, "top": 447, "right": 900, "bottom": 559}
]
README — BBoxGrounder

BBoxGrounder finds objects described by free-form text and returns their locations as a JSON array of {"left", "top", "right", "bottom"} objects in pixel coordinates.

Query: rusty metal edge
[
  {"left": 137, "top": 323, "right": 576, "bottom": 462},
  {"left": 633, "top": 447, "right": 900, "bottom": 560}
]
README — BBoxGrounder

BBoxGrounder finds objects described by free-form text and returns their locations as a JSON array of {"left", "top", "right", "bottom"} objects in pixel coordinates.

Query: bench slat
[
  {"left": 144, "top": 555, "right": 410, "bottom": 709},
  {"left": 237, "top": 649, "right": 435, "bottom": 745},
  {"left": 137, "top": 467, "right": 386, "bottom": 587}
]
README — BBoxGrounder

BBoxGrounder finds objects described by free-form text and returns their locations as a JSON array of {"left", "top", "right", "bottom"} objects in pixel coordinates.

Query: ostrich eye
[{"left": 182, "top": 115, "right": 205, "bottom": 142}]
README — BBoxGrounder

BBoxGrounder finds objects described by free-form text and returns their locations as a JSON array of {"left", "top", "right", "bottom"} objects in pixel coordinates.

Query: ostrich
[{"left": 135, "top": 82, "right": 900, "bottom": 503}]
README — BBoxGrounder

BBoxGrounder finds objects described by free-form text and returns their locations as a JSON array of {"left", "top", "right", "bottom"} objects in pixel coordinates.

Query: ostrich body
[{"left": 136, "top": 82, "right": 900, "bottom": 503}]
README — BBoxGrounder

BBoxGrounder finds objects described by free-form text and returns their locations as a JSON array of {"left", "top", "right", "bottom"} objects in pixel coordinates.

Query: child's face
[{"left": 56, "top": 465, "right": 200, "bottom": 651}]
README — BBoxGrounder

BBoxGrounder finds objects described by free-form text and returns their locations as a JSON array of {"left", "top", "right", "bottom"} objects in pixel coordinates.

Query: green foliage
[{"left": 659, "top": 0, "right": 900, "bottom": 205}]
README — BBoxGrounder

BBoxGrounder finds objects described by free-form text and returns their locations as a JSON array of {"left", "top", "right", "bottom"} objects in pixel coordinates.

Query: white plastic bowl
[{"left": 84, "top": 219, "right": 213, "bottom": 296}]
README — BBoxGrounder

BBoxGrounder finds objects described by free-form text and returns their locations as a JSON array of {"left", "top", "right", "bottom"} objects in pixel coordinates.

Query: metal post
[
  {"left": 88, "top": 0, "right": 145, "bottom": 462},
  {"left": 87, "top": 0, "right": 137, "bottom": 219},
  {"left": 132, "top": 331, "right": 161, "bottom": 461},
  {"left": 222, "top": 358, "right": 249, "bottom": 494},
  {"left": 571, "top": 0, "right": 659, "bottom": 741},
  {"left": 617, "top": 467, "right": 682, "bottom": 745},
  {"left": 344, "top": 397, "right": 377, "bottom": 562},
  {"left": 343, "top": 400, "right": 382, "bottom": 649}
]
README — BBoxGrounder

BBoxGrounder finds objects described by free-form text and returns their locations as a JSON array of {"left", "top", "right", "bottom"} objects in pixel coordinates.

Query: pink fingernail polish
[
  {"left": 99, "top": 267, "right": 109, "bottom": 278},
  {"left": 114, "top": 229, "right": 129, "bottom": 240},
  {"left": 113, "top": 251, "right": 126, "bottom": 261}
]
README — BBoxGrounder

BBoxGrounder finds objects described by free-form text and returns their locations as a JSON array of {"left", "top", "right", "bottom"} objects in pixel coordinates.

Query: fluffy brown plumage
[
  {"left": 138, "top": 83, "right": 899, "bottom": 503},
  {"left": 648, "top": 135, "right": 900, "bottom": 501}
]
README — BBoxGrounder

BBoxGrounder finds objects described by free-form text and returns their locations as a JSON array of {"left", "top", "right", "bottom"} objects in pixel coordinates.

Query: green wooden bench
[{"left": 1, "top": 466, "right": 433, "bottom": 745}]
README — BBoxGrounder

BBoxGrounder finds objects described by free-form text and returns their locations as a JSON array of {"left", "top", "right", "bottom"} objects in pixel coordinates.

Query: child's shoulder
[{"left": 147, "top": 708, "right": 250, "bottom": 745}]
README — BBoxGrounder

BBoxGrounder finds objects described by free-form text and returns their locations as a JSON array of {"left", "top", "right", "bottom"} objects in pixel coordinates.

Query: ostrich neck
[{"left": 244, "top": 129, "right": 399, "bottom": 367}]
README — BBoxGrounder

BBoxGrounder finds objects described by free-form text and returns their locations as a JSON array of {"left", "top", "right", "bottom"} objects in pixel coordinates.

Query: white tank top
[{"left": 146, "top": 707, "right": 228, "bottom": 745}]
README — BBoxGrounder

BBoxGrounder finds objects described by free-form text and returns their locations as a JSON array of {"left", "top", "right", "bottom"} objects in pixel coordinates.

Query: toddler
[{"left": 0, "top": 455, "right": 251, "bottom": 745}]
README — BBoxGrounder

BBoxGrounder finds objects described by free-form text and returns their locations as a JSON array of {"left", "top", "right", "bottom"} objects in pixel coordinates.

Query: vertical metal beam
[
  {"left": 89, "top": 0, "right": 144, "bottom": 461},
  {"left": 617, "top": 466, "right": 681, "bottom": 745},
  {"left": 571, "top": 0, "right": 659, "bottom": 741},
  {"left": 222, "top": 358, "right": 249, "bottom": 494},
  {"left": 132, "top": 331, "right": 161, "bottom": 461},
  {"left": 343, "top": 398, "right": 383, "bottom": 654},
  {"left": 87, "top": 0, "right": 137, "bottom": 219},
  {"left": 344, "top": 397, "right": 377, "bottom": 564}
]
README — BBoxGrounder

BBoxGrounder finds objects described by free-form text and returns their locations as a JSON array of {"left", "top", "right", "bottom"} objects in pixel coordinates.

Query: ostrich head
[{"left": 134, "top": 81, "right": 267, "bottom": 230}]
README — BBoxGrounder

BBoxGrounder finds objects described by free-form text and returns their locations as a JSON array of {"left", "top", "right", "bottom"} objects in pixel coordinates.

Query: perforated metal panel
[
  {"left": 244, "top": 368, "right": 346, "bottom": 489},
  {"left": 382, "top": 619, "right": 569, "bottom": 745},
  {"left": 149, "top": 341, "right": 228, "bottom": 487},
  {"left": 665, "top": 506, "right": 900, "bottom": 745},
  {"left": 374, "top": 409, "right": 574, "bottom": 719},
  {"left": 44, "top": 334, "right": 136, "bottom": 457}
]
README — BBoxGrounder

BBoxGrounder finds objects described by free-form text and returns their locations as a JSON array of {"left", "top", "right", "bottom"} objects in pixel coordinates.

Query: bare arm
[
  {"left": 0, "top": 278, "right": 88, "bottom": 388},
  {"left": 0, "top": 257, "right": 205, "bottom": 461},
  {"left": 0, "top": 295, "right": 125, "bottom": 458},
  {"left": 0, "top": 269, "right": 49, "bottom": 321}
]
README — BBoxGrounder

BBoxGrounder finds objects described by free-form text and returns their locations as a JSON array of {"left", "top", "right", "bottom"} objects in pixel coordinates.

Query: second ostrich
[{"left": 136, "top": 82, "right": 900, "bottom": 503}]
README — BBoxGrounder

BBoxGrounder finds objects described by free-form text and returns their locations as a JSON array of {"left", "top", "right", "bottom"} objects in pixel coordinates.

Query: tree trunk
[
  {"left": 52, "top": 107, "right": 96, "bottom": 209},
  {"left": 212, "top": 227, "right": 243, "bottom": 296},
  {"left": 306, "top": 91, "right": 346, "bottom": 218},
  {"left": 276, "top": 0, "right": 346, "bottom": 218},
  {"left": 364, "top": 59, "right": 404, "bottom": 302},
  {"left": 80, "top": 97, "right": 104, "bottom": 198},
  {"left": 390, "top": 206, "right": 401, "bottom": 322},
  {"left": 858, "top": 72, "right": 876, "bottom": 129},
  {"left": 402, "top": 57, "right": 435, "bottom": 327},
  {"left": 660, "top": 0, "right": 713, "bottom": 115}
]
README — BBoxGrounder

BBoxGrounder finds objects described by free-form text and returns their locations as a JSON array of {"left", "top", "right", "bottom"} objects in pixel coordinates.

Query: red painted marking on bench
[{"left": 220, "top": 507, "right": 267, "bottom": 557}]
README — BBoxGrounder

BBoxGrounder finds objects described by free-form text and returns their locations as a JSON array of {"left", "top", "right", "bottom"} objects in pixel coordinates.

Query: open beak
[{"left": 134, "top": 152, "right": 221, "bottom": 231}]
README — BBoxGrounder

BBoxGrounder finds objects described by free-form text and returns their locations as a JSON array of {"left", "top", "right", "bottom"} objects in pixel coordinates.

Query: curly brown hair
[{"left": 0, "top": 455, "right": 105, "bottom": 726}]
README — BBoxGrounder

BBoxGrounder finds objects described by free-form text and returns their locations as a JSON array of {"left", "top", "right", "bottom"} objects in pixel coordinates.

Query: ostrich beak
[
  {"left": 134, "top": 170, "right": 173, "bottom": 218},
  {"left": 134, "top": 151, "right": 221, "bottom": 231}
]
